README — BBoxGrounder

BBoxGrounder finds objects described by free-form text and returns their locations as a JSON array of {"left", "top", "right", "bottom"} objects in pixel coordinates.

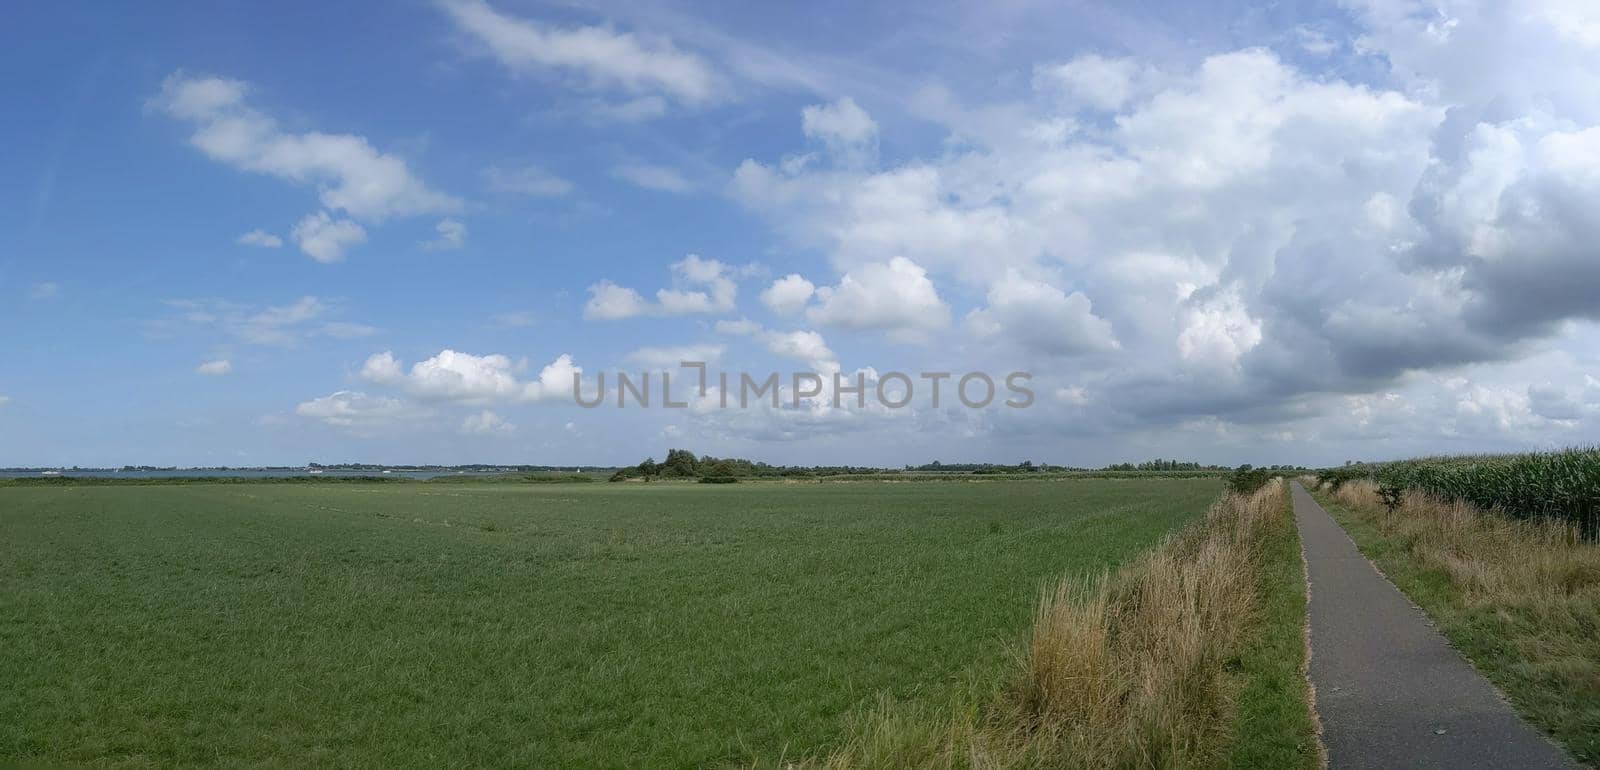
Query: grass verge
[
  {"left": 1312, "top": 480, "right": 1599, "bottom": 765},
  {"left": 781, "top": 480, "right": 1318, "bottom": 769},
  {"left": 1225, "top": 485, "right": 1320, "bottom": 769}
]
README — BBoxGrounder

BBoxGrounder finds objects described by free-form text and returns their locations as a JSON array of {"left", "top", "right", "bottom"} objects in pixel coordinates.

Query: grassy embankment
[
  {"left": 787, "top": 480, "right": 1318, "bottom": 769},
  {"left": 1311, "top": 478, "right": 1600, "bottom": 765},
  {"left": 2, "top": 478, "right": 1221, "bottom": 767}
]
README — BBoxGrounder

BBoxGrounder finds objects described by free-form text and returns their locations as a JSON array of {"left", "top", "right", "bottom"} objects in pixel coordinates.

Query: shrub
[
  {"left": 1228, "top": 465, "right": 1273, "bottom": 495},
  {"left": 1316, "top": 466, "right": 1368, "bottom": 491}
]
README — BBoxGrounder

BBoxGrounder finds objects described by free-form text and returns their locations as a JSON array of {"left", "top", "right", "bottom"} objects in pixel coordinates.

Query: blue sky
[{"left": 4, "top": 0, "right": 1600, "bottom": 468}]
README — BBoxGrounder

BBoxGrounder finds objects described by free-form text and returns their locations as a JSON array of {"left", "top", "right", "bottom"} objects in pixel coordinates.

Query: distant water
[{"left": 0, "top": 469, "right": 510, "bottom": 480}]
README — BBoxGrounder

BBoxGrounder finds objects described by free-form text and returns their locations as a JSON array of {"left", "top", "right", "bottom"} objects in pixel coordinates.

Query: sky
[{"left": 4, "top": 0, "right": 1600, "bottom": 468}]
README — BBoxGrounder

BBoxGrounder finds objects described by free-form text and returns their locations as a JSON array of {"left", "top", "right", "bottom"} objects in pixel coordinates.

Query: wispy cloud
[
  {"left": 152, "top": 72, "right": 459, "bottom": 263},
  {"left": 152, "top": 296, "right": 378, "bottom": 347},
  {"left": 612, "top": 162, "right": 692, "bottom": 193},
  {"left": 437, "top": 0, "right": 720, "bottom": 110},
  {"left": 195, "top": 359, "right": 233, "bottom": 376},
  {"left": 482, "top": 164, "right": 573, "bottom": 197},
  {"left": 236, "top": 229, "right": 283, "bottom": 248}
]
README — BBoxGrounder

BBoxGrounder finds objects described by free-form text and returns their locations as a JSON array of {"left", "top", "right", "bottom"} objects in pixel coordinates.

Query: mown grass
[
  {"left": 0, "top": 478, "right": 1218, "bottom": 767},
  {"left": 1225, "top": 486, "right": 1319, "bottom": 770},
  {"left": 776, "top": 482, "right": 1318, "bottom": 769},
  {"left": 1313, "top": 480, "right": 1600, "bottom": 765}
]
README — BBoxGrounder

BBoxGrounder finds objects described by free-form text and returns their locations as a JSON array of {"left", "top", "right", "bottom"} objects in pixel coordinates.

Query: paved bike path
[{"left": 1290, "top": 481, "right": 1575, "bottom": 769}]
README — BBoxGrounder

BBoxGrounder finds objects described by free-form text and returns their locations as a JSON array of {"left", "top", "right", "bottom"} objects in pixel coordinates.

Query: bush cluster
[{"left": 1227, "top": 465, "right": 1274, "bottom": 495}]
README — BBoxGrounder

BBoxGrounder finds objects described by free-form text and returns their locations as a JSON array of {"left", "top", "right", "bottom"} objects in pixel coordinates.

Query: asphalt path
[{"left": 1291, "top": 481, "right": 1575, "bottom": 769}]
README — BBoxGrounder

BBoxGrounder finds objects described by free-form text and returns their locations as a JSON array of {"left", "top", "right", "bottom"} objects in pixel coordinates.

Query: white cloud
[
  {"left": 1176, "top": 289, "right": 1261, "bottom": 370},
  {"left": 153, "top": 73, "right": 459, "bottom": 222},
  {"left": 760, "top": 274, "right": 815, "bottom": 316},
  {"left": 296, "top": 390, "right": 429, "bottom": 429},
  {"left": 583, "top": 281, "right": 651, "bottom": 320},
  {"left": 657, "top": 255, "right": 737, "bottom": 314},
  {"left": 236, "top": 229, "right": 282, "bottom": 248},
  {"left": 801, "top": 97, "right": 878, "bottom": 163},
  {"left": 1291, "top": 25, "right": 1339, "bottom": 57},
  {"left": 482, "top": 164, "right": 573, "bottom": 196},
  {"left": 460, "top": 409, "right": 515, "bottom": 435},
  {"left": 195, "top": 359, "right": 233, "bottom": 376},
  {"left": 966, "top": 271, "right": 1118, "bottom": 356},
  {"left": 731, "top": 44, "right": 1474, "bottom": 442},
  {"left": 761, "top": 329, "right": 836, "bottom": 369},
  {"left": 612, "top": 163, "right": 693, "bottom": 193},
  {"left": 1033, "top": 54, "right": 1149, "bottom": 112},
  {"left": 806, "top": 257, "right": 949, "bottom": 336},
  {"left": 623, "top": 344, "right": 725, "bottom": 368},
  {"left": 421, "top": 219, "right": 467, "bottom": 250},
  {"left": 360, "top": 349, "right": 578, "bottom": 404},
  {"left": 585, "top": 255, "right": 738, "bottom": 319},
  {"left": 437, "top": 0, "right": 719, "bottom": 107},
  {"left": 291, "top": 211, "right": 366, "bottom": 263}
]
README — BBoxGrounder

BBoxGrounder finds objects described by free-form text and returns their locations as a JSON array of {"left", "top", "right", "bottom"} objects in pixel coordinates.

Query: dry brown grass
[
  {"left": 1322, "top": 479, "right": 1600, "bottom": 763},
  {"left": 1331, "top": 480, "right": 1600, "bottom": 609},
  {"left": 782, "top": 482, "right": 1289, "bottom": 770}
]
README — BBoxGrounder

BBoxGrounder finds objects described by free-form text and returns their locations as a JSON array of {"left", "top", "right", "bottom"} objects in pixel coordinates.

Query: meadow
[{"left": 0, "top": 478, "right": 1224, "bottom": 767}]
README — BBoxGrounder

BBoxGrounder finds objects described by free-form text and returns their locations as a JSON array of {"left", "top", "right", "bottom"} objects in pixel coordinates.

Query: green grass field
[{"left": 1, "top": 478, "right": 1220, "bottom": 767}]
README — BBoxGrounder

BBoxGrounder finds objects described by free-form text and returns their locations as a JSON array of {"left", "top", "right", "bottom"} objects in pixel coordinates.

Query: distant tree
[{"left": 661, "top": 449, "right": 699, "bottom": 477}]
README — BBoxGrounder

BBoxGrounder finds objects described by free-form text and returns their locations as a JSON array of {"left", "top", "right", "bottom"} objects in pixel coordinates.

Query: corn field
[{"left": 1322, "top": 448, "right": 1600, "bottom": 538}]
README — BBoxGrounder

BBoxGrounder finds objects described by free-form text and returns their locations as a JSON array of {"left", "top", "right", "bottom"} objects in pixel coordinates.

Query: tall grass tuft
[{"left": 786, "top": 482, "right": 1291, "bottom": 769}]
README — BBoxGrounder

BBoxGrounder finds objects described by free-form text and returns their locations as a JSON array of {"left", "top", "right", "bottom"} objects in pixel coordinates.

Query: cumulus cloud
[
  {"left": 806, "top": 257, "right": 950, "bottom": 336},
  {"left": 760, "top": 274, "right": 816, "bottom": 316},
  {"left": 712, "top": 319, "right": 838, "bottom": 370},
  {"left": 295, "top": 391, "right": 431, "bottom": 430},
  {"left": 291, "top": 212, "right": 367, "bottom": 262},
  {"left": 1176, "top": 288, "right": 1261, "bottom": 370},
  {"left": 360, "top": 349, "right": 578, "bottom": 404},
  {"left": 731, "top": 41, "right": 1489, "bottom": 436},
  {"left": 801, "top": 97, "right": 878, "bottom": 164},
  {"left": 153, "top": 73, "right": 459, "bottom": 223},
  {"left": 1033, "top": 54, "right": 1153, "bottom": 112},
  {"left": 582, "top": 281, "right": 651, "bottom": 321},
  {"left": 437, "top": 0, "right": 719, "bottom": 109},
  {"left": 421, "top": 219, "right": 468, "bottom": 250},
  {"left": 236, "top": 229, "right": 282, "bottom": 248},
  {"left": 761, "top": 329, "right": 836, "bottom": 369},
  {"left": 460, "top": 409, "right": 515, "bottom": 435},
  {"left": 966, "top": 271, "right": 1118, "bottom": 356},
  {"left": 195, "top": 359, "right": 233, "bottom": 376},
  {"left": 584, "top": 255, "right": 738, "bottom": 319}
]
